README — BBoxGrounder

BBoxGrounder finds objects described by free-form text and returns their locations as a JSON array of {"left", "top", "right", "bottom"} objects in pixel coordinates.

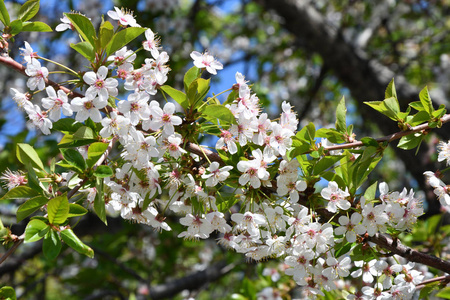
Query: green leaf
[
  {"left": 70, "top": 41, "right": 95, "bottom": 62},
  {"left": 86, "top": 142, "right": 108, "bottom": 168},
  {"left": 106, "top": 27, "right": 146, "bottom": 56},
  {"left": 360, "top": 137, "right": 379, "bottom": 148},
  {"left": 24, "top": 219, "right": 49, "bottom": 243},
  {"left": 43, "top": 230, "right": 61, "bottom": 260},
  {"left": 21, "top": 21, "right": 52, "bottom": 32},
  {"left": 99, "top": 21, "right": 114, "bottom": 49},
  {"left": 10, "top": 19, "right": 23, "bottom": 35},
  {"left": 16, "top": 143, "right": 45, "bottom": 171},
  {"left": 94, "top": 177, "right": 107, "bottom": 225},
  {"left": 335, "top": 96, "right": 346, "bottom": 133},
  {"left": 160, "top": 85, "right": 188, "bottom": 109},
  {"left": 0, "top": 186, "right": 40, "bottom": 201},
  {"left": 0, "top": 0, "right": 11, "bottom": 26},
  {"left": 73, "top": 126, "right": 96, "bottom": 140},
  {"left": 67, "top": 203, "right": 88, "bottom": 218},
  {"left": 201, "top": 104, "right": 237, "bottom": 125},
  {"left": 419, "top": 281, "right": 441, "bottom": 300},
  {"left": 184, "top": 66, "right": 200, "bottom": 91},
  {"left": 18, "top": 0, "right": 39, "bottom": 21},
  {"left": 313, "top": 155, "right": 342, "bottom": 175},
  {"left": 419, "top": 86, "right": 434, "bottom": 115},
  {"left": 0, "top": 286, "right": 16, "bottom": 300},
  {"left": 47, "top": 193, "right": 69, "bottom": 225},
  {"left": 397, "top": 133, "right": 423, "bottom": 150},
  {"left": 408, "top": 111, "right": 430, "bottom": 127},
  {"left": 16, "top": 195, "right": 48, "bottom": 222},
  {"left": 60, "top": 229, "right": 94, "bottom": 258},
  {"left": 364, "top": 100, "right": 398, "bottom": 121},
  {"left": 53, "top": 118, "right": 84, "bottom": 134},
  {"left": 60, "top": 148, "right": 86, "bottom": 172},
  {"left": 385, "top": 78, "right": 397, "bottom": 99},
  {"left": 364, "top": 181, "right": 378, "bottom": 201},
  {"left": 384, "top": 96, "right": 400, "bottom": 115},
  {"left": 436, "top": 287, "right": 450, "bottom": 299},
  {"left": 64, "top": 13, "right": 96, "bottom": 46},
  {"left": 93, "top": 165, "right": 113, "bottom": 178},
  {"left": 25, "top": 162, "right": 45, "bottom": 192}
]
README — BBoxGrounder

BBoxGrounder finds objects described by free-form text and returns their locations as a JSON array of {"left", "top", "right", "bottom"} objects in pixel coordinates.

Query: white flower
[
  {"left": 334, "top": 212, "right": 366, "bottom": 243},
  {"left": 99, "top": 112, "right": 130, "bottom": 138},
  {"left": 70, "top": 96, "right": 104, "bottom": 123},
  {"left": 321, "top": 181, "right": 351, "bottom": 213},
  {"left": 55, "top": 15, "right": 72, "bottom": 32},
  {"left": 107, "top": 7, "right": 141, "bottom": 27},
  {"left": 20, "top": 42, "right": 37, "bottom": 63},
  {"left": 107, "top": 46, "right": 136, "bottom": 66},
  {"left": 216, "top": 129, "right": 237, "bottom": 154},
  {"left": 202, "top": 161, "right": 233, "bottom": 187},
  {"left": 205, "top": 212, "right": 231, "bottom": 233},
  {"left": 361, "top": 202, "right": 388, "bottom": 236},
  {"left": 143, "top": 29, "right": 161, "bottom": 58},
  {"left": 424, "top": 171, "right": 450, "bottom": 207},
  {"left": 237, "top": 149, "right": 271, "bottom": 189},
  {"left": 117, "top": 92, "right": 151, "bottom": 126},
  {"left": 148, "top": 102, "right": 182, "bottom": 136},
  {"left": 83, "top": 66, "right": 118, "bottom": 103},
  {"left": 10, "top": 88, "right": 30, "bottom": 109},
  {"left": 190, "top": 51, "right": 223, "bottom": 75},
  {"left": 231, "top": 212, "right": 266, "bottom": 236},
  {"left": 25, "top": 59, "right": 48, "bottom": 91},
  {"left": 178, "top": 214, "right": 213, "bottom": 239},
  {"left": 437, "top": 140, "right": 450, "bottom": 166},
  {"left": 269, "top": 123, "right": 294, "bottom": 156},
  {"left": 41, "top": 86, "right": 73, "bottom": 121},
  {"left": 165, "top": 133, "right": 186, "bottom": 158},
  {"left": 25, "top": 104, "right": 52, "bottom": 135}
]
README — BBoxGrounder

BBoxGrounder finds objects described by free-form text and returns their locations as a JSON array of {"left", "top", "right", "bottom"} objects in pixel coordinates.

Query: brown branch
[
  {"left": 367, "top": 233, "right": 450, "bottom": 274},
  {"left": 323, "top": 114, "right": 450, "bottom": 153},
  {"left": 0, "top": 233, "right": 24, "bottom": 265},
  {"left": 416, "top": 275, "right": 450, "bottom": 289},
  {"left": 0, "top": 55, "right": 84, "bottom": 98}
]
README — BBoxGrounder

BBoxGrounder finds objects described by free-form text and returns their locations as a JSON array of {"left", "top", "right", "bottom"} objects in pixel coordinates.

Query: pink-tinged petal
[
  {"left": 93, "top": 97, "right": 107, "bottom": 109},
  {"left": 61, "top": 104, "right": 73, "bottom": 116},
  {"left": 83, "top": 72, "right": 97, "bottom": 85},
  {"left": 170, "top": 115, "right": 182, "bottom": 126},
  {"left": 41, "top": 99, "right": 54, "bottom": 110},
  {"left": 250, "top": 177, "right": 261, "bottom": 189},
  {"left": 228, "top": 141, "right": 237, "bottom": 154},
  {"left": 211, "top": 61, "right": 223, "bottom": 70},
  {"left": 48, "top": 108, "right": 61, "bottom": 121},
  {"left": 55, "top": 23, "right": 71, "bottom": 32},
  {"left": 57, "top": 90, "right": 68, "bottom": 102},
  {"left": 98, "top": 88, "right": 109, "bottom": 103},
  {"left": 239, "top": 174, "right": 249, "bottom": 186},
  {"left": 105, "top": 78, "right": 118, "bottom": 88},
  {"left": 107, "top": 10, "right": 119, "bottom": 20},
  {"left": 76, "top": 110, "right": 89, "bottom": 122},
  {"left": 193, "top": 60, "right": 205, "bottom": 69},
  {"left": 85, "top": 87, "right": 97, "bottom": 99},
  {"left": 206, "top": 66, "right": 217, "bottom": 75}
]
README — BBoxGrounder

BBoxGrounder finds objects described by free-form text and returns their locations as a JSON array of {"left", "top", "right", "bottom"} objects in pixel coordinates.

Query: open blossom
[
  {"left": 99, "top": 112, "right": 130, "bottom": 138},
  {"left": 25, "top": 104, "right": 52, "bottom": 135},
  {"left": 83, "top": 66, "right": 118, "bottom": 103},
  {"left": 216, "top": 129, "right": 237, "bottom": 154},
  {"left": 178, "top": 214, "right": 213, "bottom": 239},
  {"left": 41, "top": 86, "right": 73, "bottom": 121},
  {"left": 147, "top": 102, "right": 182, "bottom": 136},
  {"left": 107, "top": 7, "right": 141, "bottom": 27},
  {"left": 20, "top": 42, "right": 37, "bottom": 63},
  {"left": 71, "top": 96, "right": 105, "bottom": 123},
  {"left": 321, "top": 181, "right": 351, "bottom": 213},
  {"left": 107, "top": 46, "right": 136, "bottom": 67},
  {"left": 190, "top": 51, "right": 223, "bottom": 75},
  {"left": 424, "top": 171, "right": 450, "bottom": 207},
  {"left": 0, "top": 169, "right": 27, "bottom": 190},
  {"left": 164, "top": 133, "right": 186, "bottom": 158},
  {"left": 334, "top": 212, "right": 366, "bottom": 243},
  {"left": 237, "top": 149, "right": 271, "bottom": 189},
  {"left": 437, "top": 140, "right": 450, "bottom": 166},
  {"left": 143, "top": 29, "right": 161, "bottom": 58},
  {"left": 25, "top": 59, "right": 48, "bottom": 91},
  {"left": 202, "top": 161, "right": 233, "bottom": 187},
  {"left": 10, "top": 88, "right": 31, "bottom": 109}
]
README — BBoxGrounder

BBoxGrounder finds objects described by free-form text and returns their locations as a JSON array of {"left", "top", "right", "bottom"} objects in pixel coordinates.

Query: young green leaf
[
  {"left": 99, "top": 21, "right": 114, "bottom": 49},
  {"left": 21, "top": 21, "right": 52, "bottom": 32},
  {"left": 86, "top": 142, "right": 108, "bottom": 168},
  {"left": 93, "top": 165, "right": 113, "bottom": 178},
  {"left": 16, "top": 195, "right": 48, "bottom": 222},
  {"left": 70, "top": 41, "right": 95, "bottom": 62},
  {"left": 43, "top": 230, "right": 62, "bottom": 260},
  {"left": 160, "top": 85, "right": 188, "bottom": 109},
  {"left": 47, "top": 193, "right": 69, "bottom": 225},
  {"left": 60, "top": 229, "right": 94, "bottom": 258},
  {"left": 106, "top": 27, "right": 146, "bottom": 56},
  {"left": 385, "top": 78, "right": 397, "bottom": 100},
  {"left": 0, "top": 186, "right": 40, "bottom": 201},
  {"left": 0, "top": 286, "right": 16, "bottom": 300},
  {"left": 60, "top": 148, "right": 86, "bottom": 173},
  {"left": 16, "top": 143, "right": 45, "bottom": 171},
  {"left": 18, "top": 0, "right": 39, "bottom": 22},
  {"left": 184, "top": 66, "right": 200, "bottom": 91},
  {"left": 419, "top": 86, "right": 434, "bottom": 115},
  {"left": 363, "top": 181, "right": 378, "bottom": 201},
  {"left": 0, "top": 0, "right": 11, "bottom": 26},
  {"left": 73, "top": 126, "right": 96, "bottom": 140},
  {"left": 313, "top": 156, "right": 342, "bottom": 175},
  {"left": 64, "top": 13, "right": 96, "bottom": 46},
  {"left": 335, "top": 96, "right": 346, "bottom": 133},
  {"left": 67, "top": 203, "right": 88, "bottom": 218},
  {"left": 201, "top": 104, "right": 237, "bottom": 125},
  {"left": 397, "top": 133, "right": 423, "bottom": 150},
  {"left": 94, "top": 177, "right": 107, "bottom": 225},
  {"left": 10, "top": 19, "right": 23, "bottom": 35},
  {"left": 24, "top": 219, "right": 49, "bottom": 243}
]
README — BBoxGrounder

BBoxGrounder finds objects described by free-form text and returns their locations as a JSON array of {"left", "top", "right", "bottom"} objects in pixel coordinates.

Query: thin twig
[{"left": 0, "top": 233, "right": 24, "bottom": 265}]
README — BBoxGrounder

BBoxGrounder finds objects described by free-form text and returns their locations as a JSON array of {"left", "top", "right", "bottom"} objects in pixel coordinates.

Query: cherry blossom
[
  {"left": 190, "top": 51, "right": 223, "bottom": 75},
  {"left": 107, "top": 7, "right": 141, "bottom": 27},
  {"left": 41, "top": 86, "right": 73, "bottom": 121},
  {"left": 25, "top": 59, "right": 48, "bottom": 91},
  {"left": 83, "top": 66, "right": 118, "bottom": 103},
  {"left": 201, "top": 161, "right": 233, "bottom": 187}
]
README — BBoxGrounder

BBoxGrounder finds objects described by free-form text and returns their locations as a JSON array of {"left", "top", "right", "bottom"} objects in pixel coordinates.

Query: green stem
[{"left": 38, "top": 56, "right": 78, "bottom": 76}]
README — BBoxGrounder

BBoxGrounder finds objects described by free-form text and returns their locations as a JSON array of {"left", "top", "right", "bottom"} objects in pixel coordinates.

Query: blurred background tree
[{"left": 1, "top": 0, "right": 449, "bottom": 299}]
